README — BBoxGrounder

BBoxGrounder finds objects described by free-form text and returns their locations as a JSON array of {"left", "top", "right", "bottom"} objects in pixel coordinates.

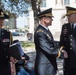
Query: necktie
[
  {"left": 0, "top": 29, "right": 1, "bottom": 36},
  {"left": 47, "top": 29, "right": 53, "bottom": 39},
  {"left": 48, "top": 29, "right": 50, "bottom": 32},
  {"left": 71, "top": 24, "right": 74, "bottom": 30}
]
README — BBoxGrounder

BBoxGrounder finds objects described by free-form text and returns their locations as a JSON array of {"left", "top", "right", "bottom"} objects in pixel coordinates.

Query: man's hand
[
  {"left": 61, "top": 50, "right": 68, "bottom": 58},
  {"left": 10, "top": 57, "right": 18, "bottom": 64}
]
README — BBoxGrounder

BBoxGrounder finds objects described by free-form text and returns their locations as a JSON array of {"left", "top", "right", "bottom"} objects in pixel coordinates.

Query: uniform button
[
  {"left": 70, "top": 43, "right": 72, "bottom": 45},
  {"left": 2, "top": 32, "right": 4, "bottom": 35},
  {"left": 70, "top": 48, "right": 72, "bottom": 50},
  {"left": 71, "top": 35, "right": 73, "bottom": 37},
  {"left": 6, "top": 56, "right": 8, "bottom": 58},
  {"left": 70, "top": 39, "right": 72, "bottom": 41}
]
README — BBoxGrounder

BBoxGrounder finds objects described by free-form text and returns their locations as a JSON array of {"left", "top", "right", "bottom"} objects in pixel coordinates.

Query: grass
[{"left": 21, "top": 41, "right": 35, "bottom": 48}]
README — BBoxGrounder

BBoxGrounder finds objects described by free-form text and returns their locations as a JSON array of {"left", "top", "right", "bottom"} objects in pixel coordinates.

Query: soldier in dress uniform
[
  {"left": 34, "top": 8, "right": 68, "bottom": 75},
  {"left": 60, "top": 6, "right": 76, "bottom": 75},
  {"left": 0, "top": 9, "right": 14, "bottom": 75}
]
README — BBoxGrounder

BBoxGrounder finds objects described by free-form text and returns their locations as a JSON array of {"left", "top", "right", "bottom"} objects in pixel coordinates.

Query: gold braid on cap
[
  {"left": 67, "top": 10, "right": 76, "bottom": 15},
  {"left": 0, "top": 12, "right": 4, "bottom": 17},
  {"left": 38, "top": 13, "right": 53, "bottom": 17}
]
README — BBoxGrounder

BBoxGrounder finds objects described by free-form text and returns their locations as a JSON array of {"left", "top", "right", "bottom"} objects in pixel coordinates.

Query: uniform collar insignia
[{"left": 63, "top": 28, "right": 68, "bottom": 34}]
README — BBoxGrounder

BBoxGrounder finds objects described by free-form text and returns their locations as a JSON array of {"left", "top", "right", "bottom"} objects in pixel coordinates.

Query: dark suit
[
  {"left": 0, "top": 29, "right": 12, "bottom": 75},
  {"left": 34, "top": 25, "right": 60, "bottom": 75},
  {"left": 60, "top": 23, "right": 76, "bottom": 75}
]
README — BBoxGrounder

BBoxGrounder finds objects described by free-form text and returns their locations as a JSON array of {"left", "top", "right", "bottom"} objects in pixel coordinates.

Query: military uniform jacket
[
  {"left": 0, "top": 29, "right": 12, "bottom": 75},
  {"left": 60, "top": 23, "right": 76, "bottom": 69},
  {"left": 34, "top": 25, "right": 60, "bottom": 75}
]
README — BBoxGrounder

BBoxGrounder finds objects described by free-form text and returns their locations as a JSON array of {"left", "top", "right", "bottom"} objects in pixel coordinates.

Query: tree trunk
[{"left": 31, "top": 0, "right": 41, "bottom": 31}]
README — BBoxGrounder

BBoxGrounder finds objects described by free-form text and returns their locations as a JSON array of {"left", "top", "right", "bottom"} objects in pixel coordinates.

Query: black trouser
[{"left": 64, "top": 68, "right": 76, "bottom": 75}]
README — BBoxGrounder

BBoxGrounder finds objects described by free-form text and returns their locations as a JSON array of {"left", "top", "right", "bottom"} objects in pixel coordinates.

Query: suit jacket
[
  {"left": 60, "top": 23, "right": 76, "bottom": 69},
  {"left": 0, "top": 29, "right": 12, "bottom": 75},
  {"left": 34, "top": 25, "right": 60, "bottom": 75}
]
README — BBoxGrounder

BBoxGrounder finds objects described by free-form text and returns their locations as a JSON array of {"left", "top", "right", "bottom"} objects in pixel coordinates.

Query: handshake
[
  {"left": 61, "top": 50, "right": 68, "bottom": 58},
  {"left": 58, "top": 46, "right": 68, "bottom": 59}
]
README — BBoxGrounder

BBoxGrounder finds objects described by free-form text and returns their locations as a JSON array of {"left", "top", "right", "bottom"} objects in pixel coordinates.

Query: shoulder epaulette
[{"left": 37, "top": 30, "right": 44, "bottom": 33}]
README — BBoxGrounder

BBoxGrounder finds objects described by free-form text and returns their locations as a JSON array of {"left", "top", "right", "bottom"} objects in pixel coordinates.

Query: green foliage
[
  {"left": 0, "top": 0, "right": 42, "bottom": 16},
  {"left": 1, "top": 0, "right": 30, "bottom": 16},
  {"left": 21, "top": 41, "right": 35, "bottom": 48}
]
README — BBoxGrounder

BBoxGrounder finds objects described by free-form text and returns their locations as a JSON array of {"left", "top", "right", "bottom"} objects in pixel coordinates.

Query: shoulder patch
[{"left": 37, "top": 30, "right": 44, "bottom": 33}]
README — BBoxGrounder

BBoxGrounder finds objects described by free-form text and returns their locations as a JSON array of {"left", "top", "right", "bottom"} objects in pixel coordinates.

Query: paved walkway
[
  {"left": 57, "top": 59, "right": 63, "bottom": 75},
  {"left": 23, "top": 48, "right": 64, "bottom": 75}
]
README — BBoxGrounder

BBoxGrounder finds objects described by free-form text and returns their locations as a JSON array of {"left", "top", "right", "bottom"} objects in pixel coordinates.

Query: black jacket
[
  {"left": 34, "top": 25, "right": 62, "bottom": 75},
  {"left": 0, "top": 29, "right": 12, "bottom": 75},
  {"left": 60, "top": 23, "right": 76, "bottom": 69}
]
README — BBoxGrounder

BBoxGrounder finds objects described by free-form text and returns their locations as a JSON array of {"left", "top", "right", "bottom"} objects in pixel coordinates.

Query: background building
[{"left": 27, "top": 0, "right": 76, "bottom": 40}]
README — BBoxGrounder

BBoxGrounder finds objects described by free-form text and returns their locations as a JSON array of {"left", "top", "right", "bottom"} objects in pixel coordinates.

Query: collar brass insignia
[{"left": 63, "top": 28, "right": 68, "bottom": 34}]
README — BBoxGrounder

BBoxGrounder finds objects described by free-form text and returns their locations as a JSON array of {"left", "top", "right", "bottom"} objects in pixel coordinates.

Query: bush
[{"left": 21, "top": 41, "right": 35, "bottom": 48}]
